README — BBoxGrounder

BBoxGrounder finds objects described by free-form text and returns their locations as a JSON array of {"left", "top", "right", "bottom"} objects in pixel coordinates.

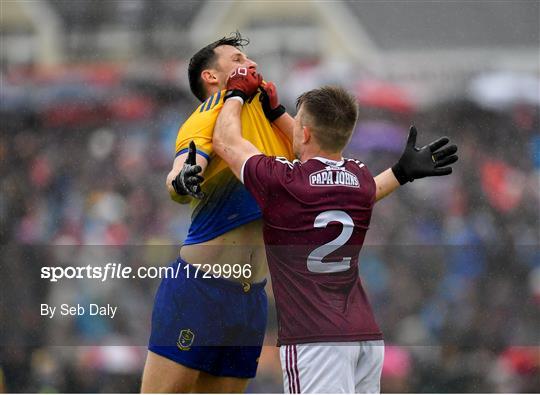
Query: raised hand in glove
[
  {"left": 392, "top": 126, "right": 458, "bottom": 185},
  {"left": 172, "top": 141, "right": 205, "bottom": 199},
  {"left": 224, "top": 66, "right": 263, "bottom": 103},
  {"left": 259, "top": 81, "right": 286, "bottom": 122}
]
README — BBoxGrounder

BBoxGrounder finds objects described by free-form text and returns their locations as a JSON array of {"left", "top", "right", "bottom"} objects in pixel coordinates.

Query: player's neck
[
  {"left": 300, "top": 147, "right": 342, "bottom": 163},
  {"left": 206, "top": 86, "right": 222, "bottom": 99}
]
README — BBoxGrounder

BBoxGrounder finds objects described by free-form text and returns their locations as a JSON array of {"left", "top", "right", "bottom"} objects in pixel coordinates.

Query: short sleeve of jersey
[
  {"left": 241, "top": 154, "right": 292, "bottom": 211},
  {"left": 174, "top": 91, "right": 223, "bottom": 162}
]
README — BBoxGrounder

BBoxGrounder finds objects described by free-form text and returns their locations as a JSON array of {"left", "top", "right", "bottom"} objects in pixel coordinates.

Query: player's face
[{"left": 213, "top": 45, "right": 258, "bottom": 89}]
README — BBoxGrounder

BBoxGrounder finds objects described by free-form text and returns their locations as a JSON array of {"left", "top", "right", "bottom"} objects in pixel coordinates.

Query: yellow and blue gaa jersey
[{"left": 175, "top": 89, "right": 293, "bottom": 245}]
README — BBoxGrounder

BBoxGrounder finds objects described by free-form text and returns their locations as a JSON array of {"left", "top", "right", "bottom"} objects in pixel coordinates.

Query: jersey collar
[{"left": 312, "top": 156, "right": 345, "bottom": 167}]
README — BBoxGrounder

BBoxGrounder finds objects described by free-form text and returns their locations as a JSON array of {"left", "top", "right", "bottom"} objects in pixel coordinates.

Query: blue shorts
[{"left": 148, "top": 258, "right": 268, "bottom": 378}]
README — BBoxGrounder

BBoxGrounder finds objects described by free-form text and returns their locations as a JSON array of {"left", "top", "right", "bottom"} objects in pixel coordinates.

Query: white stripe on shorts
[
  {"left": 292, "top": 345, "right": 300, "bottom": 393},
  {"left": 285, "top": 345, "right": 301, "bottom": 393},
  {"left": 285, "top": 345, "right": 292, "bottom": 393}
]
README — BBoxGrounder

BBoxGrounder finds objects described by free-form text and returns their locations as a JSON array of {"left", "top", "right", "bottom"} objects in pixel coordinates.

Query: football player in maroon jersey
[{"left": 212, "top": 67, "right": 458, "bottom": 393}]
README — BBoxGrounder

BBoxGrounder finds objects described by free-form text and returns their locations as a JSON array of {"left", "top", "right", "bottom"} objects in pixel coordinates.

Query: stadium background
[{"left": 1, "top": 0, "right": 539, "bottom": 392}]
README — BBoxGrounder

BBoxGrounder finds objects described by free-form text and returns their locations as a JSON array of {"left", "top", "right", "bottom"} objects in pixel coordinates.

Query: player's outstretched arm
[
  {"left": 374, "top": 125, "right": 459, "bottom": 202},
  {"left": 213, "top": 67, "right": 263, "bottom": 180},
  {"left": 259, "top": 82, "right": 293, "bottom": 142},
  {"left": 374, "top": 168, "right": 400, "bottom": 202},
  {"left": 166, "top": 142, "right": 208, "bottom": 203}
]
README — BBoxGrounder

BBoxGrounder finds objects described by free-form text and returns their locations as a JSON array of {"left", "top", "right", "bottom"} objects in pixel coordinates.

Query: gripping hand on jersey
[
  {"left": 172, "top": 141, "right": 205, "bottom": 199},
  {"left": 391, "top": 126, "right": 458, "bottom": 185},
  {"left": 259, "top": 81, "right": 286, "bottom": 122},
  {"left": 224, "top": 66, "right": 263, "bottom": 103}
]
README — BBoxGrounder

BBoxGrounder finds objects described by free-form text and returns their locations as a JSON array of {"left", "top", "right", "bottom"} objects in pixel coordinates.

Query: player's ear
[
  {"left": 201, "top": 69, "right": 219, "bottom": 87},
  {"left": 302, "top": 126, "right": 311, "bottom": 144}
]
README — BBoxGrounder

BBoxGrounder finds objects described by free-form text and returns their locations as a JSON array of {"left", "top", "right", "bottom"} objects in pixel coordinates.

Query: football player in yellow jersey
[
  {"left": 141, "top": 32, "right": 296, "bottom": 393},
  {"left": 141, "top": 32, "right": 455, "bottom": 393}
]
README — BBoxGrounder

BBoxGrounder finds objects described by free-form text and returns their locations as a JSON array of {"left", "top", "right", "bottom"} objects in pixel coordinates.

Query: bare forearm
[
  {"left": 273, "top": 112, "right": 294, "bottom": 142},
  {"left": 214, "top": 99, "right": 260, "bottom": 180},
  {"left": 374, "top": 168, "right": 400, "bottom": 202},
  {"left": 214, "top": 100, "right": 244, "bottom": 159}
]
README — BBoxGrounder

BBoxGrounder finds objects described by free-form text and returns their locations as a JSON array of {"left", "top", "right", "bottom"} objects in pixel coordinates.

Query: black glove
[
  {"left": 259, "top": 82, "right": 286, "bottom": 122},
  {"left": 172, "top": 141, "right": 205, "bottom": 199},
  {"left": 392, "top": 126, "right": 458, "bottom": 185}
]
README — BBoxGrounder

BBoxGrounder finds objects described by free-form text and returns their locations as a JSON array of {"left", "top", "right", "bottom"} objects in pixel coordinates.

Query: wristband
[
  {"left": 227, "top": 96, "right": 244, "bottom": 105},
  {"left": 391, "top": 163, "right": 411, "bottom": 185},
  {"left": 266, "top": 104, "right": 286, "bottom": 122},
  {"left": 224, "top": 89, "right": 248, "bottom": 103}
]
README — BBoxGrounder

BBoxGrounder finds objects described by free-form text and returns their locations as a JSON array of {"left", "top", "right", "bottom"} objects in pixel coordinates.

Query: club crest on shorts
[{"left": 177, "top": 329, "right": 195, "bottom": 351}]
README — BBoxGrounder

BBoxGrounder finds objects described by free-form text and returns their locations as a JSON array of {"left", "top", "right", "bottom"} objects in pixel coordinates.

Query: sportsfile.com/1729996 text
[{"left": 40, "top": 262, "right": 252, "bottom": 282}]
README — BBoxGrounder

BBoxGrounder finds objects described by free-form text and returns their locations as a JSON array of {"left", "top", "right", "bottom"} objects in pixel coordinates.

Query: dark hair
[
  {"left": 188, "top": 31, "right": 249, "bottom": 102},
  {"left": 296, "top": 86, "right": 359, "bottom": 152}
]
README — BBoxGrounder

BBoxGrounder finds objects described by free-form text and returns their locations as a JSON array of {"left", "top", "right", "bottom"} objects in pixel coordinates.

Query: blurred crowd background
[{"left": 1, "top": 0, "right": 539, "bottom": 393}]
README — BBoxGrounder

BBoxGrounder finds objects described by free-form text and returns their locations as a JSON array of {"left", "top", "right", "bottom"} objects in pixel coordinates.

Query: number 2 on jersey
[{"left": 307, "top": 210, "right": 353, "bottom": 273}]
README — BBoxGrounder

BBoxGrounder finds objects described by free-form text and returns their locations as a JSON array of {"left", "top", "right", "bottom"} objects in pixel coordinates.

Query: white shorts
[{"left": 280, "top": 340, "right": 384, "bottom": 394}]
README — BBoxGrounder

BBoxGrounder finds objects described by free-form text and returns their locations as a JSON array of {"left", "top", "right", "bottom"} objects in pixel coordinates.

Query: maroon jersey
[{"left": 242, "top": 154, "right": 382, "bottom": 345}]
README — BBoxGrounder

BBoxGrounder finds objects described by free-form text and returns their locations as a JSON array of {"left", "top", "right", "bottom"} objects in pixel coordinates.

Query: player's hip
[
  {"left": 149, "top": 257, "right": 268, "bottom": 346},
  {"left": 280, "top": 341, "right": 384, "bottom": 394}
]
